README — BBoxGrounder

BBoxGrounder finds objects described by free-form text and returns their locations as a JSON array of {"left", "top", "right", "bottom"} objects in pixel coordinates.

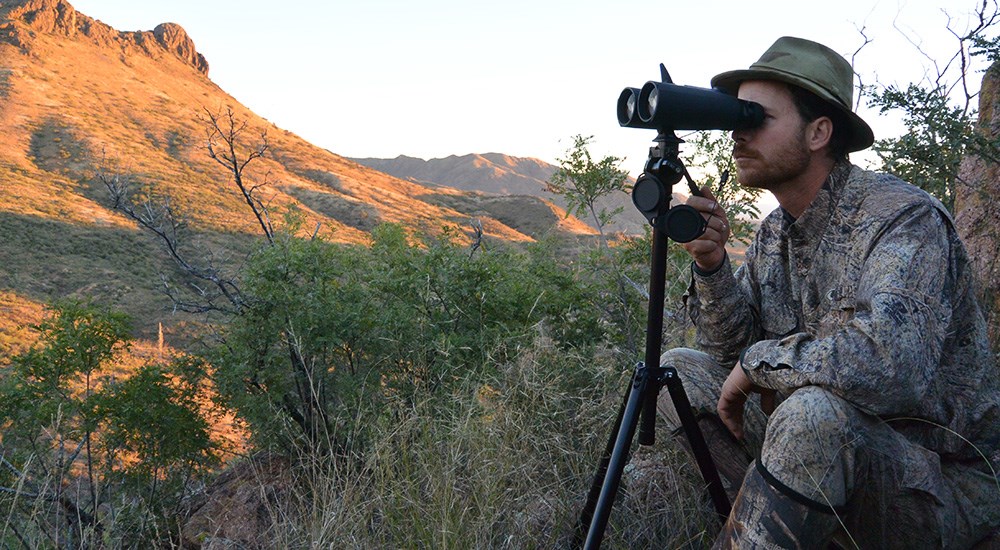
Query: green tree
[
  {"left": 547, "top": 134, "right": 630, "bottom": 242},
  {"left": 864, "top": 4, "right": 1000, "bottom": 212},
  {"left": 869, "top": 83, "right": 976, "bottom": 211},
  {"left": 547, "top": 135, "right": 649, "bottom": 355},
  {"left": 0, "top": 302, "right": 218, "bottom": 546}
]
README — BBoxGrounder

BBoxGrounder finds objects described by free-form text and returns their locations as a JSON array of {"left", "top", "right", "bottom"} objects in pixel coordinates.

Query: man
[{"left": 657, "top": 36, "right": 1000, "bottom": 548}]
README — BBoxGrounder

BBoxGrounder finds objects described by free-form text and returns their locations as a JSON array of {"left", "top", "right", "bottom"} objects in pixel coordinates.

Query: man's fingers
[
  {"left": 686, "top": 186, "right": 719, "bottom": 214},
  {"left": 687, "top": 187, "right": 730, "bottom": 238},
  {"left": 707, "top": 215, "right": 729, "bottom": 236},
  {"left": 718, "top": 399, "right": 745, "bottom": 440},
  {"left": 718, "top": 363, "right": 753, "bottom": 441}
]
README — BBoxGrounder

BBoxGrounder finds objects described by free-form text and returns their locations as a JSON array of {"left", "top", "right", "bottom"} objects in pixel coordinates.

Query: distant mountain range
[
  {"left": 352, "top": 153, "right": 556, "bottom": 196},
  {"left": 351, "top": 153, "right": 645, "bottom": 235}
]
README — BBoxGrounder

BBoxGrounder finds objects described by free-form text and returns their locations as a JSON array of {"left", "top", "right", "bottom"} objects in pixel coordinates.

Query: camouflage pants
[{"left": 656, "top": 348, "right": 1000, "bottom": 549}]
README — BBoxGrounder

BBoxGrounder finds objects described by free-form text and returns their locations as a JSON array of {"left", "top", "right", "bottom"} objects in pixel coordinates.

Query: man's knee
[
  {"left": 658, "top": 347, "right": 710, "bottom": 371},
  {"left": 766, "top": 386, "right": 854, "bottom": 443},
  {"left": 761, "top": 386, "right": 860, "bottom": 506}
]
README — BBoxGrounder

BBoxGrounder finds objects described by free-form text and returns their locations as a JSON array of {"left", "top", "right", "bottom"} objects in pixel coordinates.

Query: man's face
[{"left": 732, "top": 80, "right": 810, "bottom": 191}]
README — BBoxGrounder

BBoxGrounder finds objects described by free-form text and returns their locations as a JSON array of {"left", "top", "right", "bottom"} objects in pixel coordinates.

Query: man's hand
[
  {"left": 683, "top": 186, "right": 731, "bottom": 272},
  {"left": 718, "top": 361, "right": 776, "bottom": 440}
]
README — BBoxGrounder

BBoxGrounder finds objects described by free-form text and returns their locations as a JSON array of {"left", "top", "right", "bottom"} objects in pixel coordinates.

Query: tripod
[{"left": 574, "top": 131, "right": 731, "bottom": 549}]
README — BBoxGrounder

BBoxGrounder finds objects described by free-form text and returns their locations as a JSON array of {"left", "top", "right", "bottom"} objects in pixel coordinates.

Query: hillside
[
  {"left": 352, "top": 153, "right": 647, "bottom": 235},
  {"left": 0, "top": 0, "right": 597, "bottom": 347}
]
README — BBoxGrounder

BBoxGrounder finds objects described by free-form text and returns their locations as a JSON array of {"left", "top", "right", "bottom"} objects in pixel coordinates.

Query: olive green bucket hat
[{"left": 711, "top": 36, "right": 874, "bottom": 152}]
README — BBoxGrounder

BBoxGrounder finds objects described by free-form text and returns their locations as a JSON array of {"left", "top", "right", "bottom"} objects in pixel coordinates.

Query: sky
[{"left": 67, "top": 0, "right": 990, "bottom": 177}]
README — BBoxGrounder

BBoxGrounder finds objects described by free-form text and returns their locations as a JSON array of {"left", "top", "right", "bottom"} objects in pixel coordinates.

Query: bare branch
[
  {"left": 202, "top": 106, "right": 276, "bottom": 244},
  {"left": 97, "top": 155, "right": 246, "bottom": 315},
  {"left": 468, "top": 218, "right": 484, "bottom": 259},
  {"left": 851, "top": 25, "right": 874, "bottom": 112},
  {"left": 943, "top": 0, "right": 1000, "bottom": 113}
]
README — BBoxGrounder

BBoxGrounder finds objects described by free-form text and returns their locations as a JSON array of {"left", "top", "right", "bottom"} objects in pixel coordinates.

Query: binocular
[
  {"left": 617, "top": 69, "right": 764, "bottom": 131},
  {"left": 617, "top": 65, "right": 762, "bottom": 242}
]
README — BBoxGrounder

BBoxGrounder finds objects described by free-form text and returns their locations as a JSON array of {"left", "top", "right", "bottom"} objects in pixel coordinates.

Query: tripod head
[{"left": 631, "top": 131, "right": 707, "bottom": 242}]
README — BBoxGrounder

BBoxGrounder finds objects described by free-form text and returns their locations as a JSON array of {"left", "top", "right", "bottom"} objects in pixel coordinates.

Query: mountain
[
  {"left": 0, "top": 0, "right": 597, "bottom": 347},
  {"left": 351, "top": 153, "right": 646, "bottom": 235},
  {"left": 352, "top": 153, "right": 559, "bottom": 196}
]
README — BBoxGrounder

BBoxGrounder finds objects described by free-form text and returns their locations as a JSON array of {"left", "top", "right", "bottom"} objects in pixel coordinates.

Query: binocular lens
[
  {"left": 617, "top": 88, "right": 647, "bottom": 127},
  {"left": 647, "top": 87, "right": 659, "bottom": 118}
]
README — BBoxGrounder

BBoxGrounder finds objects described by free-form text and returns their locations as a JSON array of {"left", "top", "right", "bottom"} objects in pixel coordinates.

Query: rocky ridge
[{"left": 0, "top": 0, "right": 208, "bottom": 74}]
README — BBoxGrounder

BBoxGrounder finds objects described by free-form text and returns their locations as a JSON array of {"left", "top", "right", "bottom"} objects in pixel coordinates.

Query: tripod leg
[
  {"left": 574, "top": 364, "right": 651, "bottom": 550},
  {"left": 663, "top": 368, "right": 732, "bottom": 518},
  {"left": 574, "top": 368, "right": 634, "bottom": 546}
]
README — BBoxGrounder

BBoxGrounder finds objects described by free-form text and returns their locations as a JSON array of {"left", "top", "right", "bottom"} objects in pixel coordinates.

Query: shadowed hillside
[{"left": 0, "top": 0, "right": 597, "bottom": 346}]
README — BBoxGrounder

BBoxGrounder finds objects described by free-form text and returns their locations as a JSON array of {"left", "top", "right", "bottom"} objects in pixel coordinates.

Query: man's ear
[{"left": 807, "top": 117, "right": 833, "bottom": 152}]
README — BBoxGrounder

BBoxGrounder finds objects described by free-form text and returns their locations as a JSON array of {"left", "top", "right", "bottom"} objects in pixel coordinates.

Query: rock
[
  {"left": 1, "top": 0, "right": 209, "bottom": 75},
  {"left": 4, "top": 0, "right": 79, "bottom": 37},
  {"left": 153, "top": 22, "right": 209, "bottom": 75},
  {"left": 181, "top": 455, "right": 295, "bottom": 549},
  {"left": 954, "top": 59, "right": 1000, "bottom": 350}
]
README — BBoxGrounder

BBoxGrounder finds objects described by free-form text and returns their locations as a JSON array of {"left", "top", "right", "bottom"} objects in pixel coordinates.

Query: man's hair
[{"left": 787, "top": 84, "right": 850, "bottom": 161}]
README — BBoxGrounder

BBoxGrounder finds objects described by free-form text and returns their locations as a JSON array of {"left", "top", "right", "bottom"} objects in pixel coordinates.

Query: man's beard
[{"left": 733, "top": 129, "right": 810, "bottom": 191}]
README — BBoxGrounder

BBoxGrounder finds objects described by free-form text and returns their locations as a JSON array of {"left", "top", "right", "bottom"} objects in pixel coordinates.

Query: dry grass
[{"left": 232, "top": 341, "right": 720, "bottom": 549}]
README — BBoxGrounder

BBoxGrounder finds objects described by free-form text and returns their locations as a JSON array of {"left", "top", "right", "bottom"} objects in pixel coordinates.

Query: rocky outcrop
[
  {"left": 152, "top": 22, "right": 209, "bottom": 75},
  {"left": 2, "top": 0, "right": 80, "bottom": 36},
  {"left": 954, "top": 59, "right": 1000, "bottom": 350},
  {"left": 0, "top": 0, "right": 209, "bottom": 75}
]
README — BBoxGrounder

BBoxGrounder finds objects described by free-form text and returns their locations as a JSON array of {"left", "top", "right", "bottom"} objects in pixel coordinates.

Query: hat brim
[{"left": 712, "top": 68, "right": 874, "bottom": 153}]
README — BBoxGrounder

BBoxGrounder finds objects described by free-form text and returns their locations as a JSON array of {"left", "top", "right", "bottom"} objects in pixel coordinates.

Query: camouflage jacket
[{"left": 687, "top": 161, "right": 1000, "bottom": 460}]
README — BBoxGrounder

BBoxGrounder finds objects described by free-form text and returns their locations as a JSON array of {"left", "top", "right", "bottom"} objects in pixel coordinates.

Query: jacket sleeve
[
  {"left": 740, "top": 203, "right": 951, "bottom": 416},
  {"left": 686, "top": 251, "right": 762, "bottom": 367}
]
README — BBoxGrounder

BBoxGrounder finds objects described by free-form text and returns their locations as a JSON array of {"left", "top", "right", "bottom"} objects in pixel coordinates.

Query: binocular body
[{"left": 617, "top": 79, "right": 764, "bottom": 131}]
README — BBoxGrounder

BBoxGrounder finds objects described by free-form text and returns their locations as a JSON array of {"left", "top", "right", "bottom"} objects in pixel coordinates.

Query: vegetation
[
  {"left": 190, "top": 128, "right": 737, "bottom": 546},
  {"left": 212, "top": 224, "right": 608, "bottom": 456},
  {"left": 547, "top": 134, "right": 630, "bottom": 241}
]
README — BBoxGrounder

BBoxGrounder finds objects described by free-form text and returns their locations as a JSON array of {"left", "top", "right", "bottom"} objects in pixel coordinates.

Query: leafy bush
[
  {"left": 869, "top": 83, "right": 975, "bottom": 211},
  {"left": 864, "top": 19, "right": 1000, "bottom": 214},
  {"left": 211, "top": 225, "right": 608, "bottom": 455}
]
